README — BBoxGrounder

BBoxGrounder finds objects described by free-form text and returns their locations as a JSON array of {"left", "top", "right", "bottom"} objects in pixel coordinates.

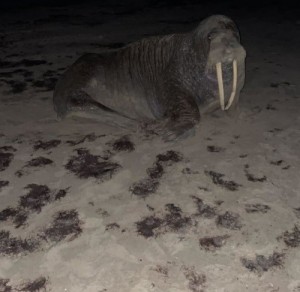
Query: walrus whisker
[{"left": 216, "top": 59, "right": 238, "bottom": 110}]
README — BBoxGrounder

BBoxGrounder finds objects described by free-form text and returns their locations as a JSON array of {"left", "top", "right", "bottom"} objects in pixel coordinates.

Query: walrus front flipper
[{"left": 161, "top": 88, "right": 200, "bottom": 142}]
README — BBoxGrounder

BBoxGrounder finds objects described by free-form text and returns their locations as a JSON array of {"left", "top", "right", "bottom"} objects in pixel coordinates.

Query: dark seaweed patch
[
  {"left": 13, "top": 211, "right": 29, "bottom": 228},
  {"left": 239, "top": 154, "right": 248, "bottom": 158},
  {"left": 270, "top": 82, "right": 279, "bottom": 88},
  {"left": 65, "top": 148, "right": 120, "bottom": 180},
  {"left": 16, "top": 157, "right": 53, "bottom": 177},
  {"left": 0, "top": 207, "right": 18, "bottom": 222},
  {"left": 293, "top": 208, "right": 300, "bottom": 219},
  {"left": 0, "top": 59, "right": 47, "bottom": 69},
  {"left": 136, "top": 216, "right": 163, "bottom": 238},
  {"left": 156, "top": 150, "right": 183, "bottom": 164},
  {"left": 0, "top": 152, "right": 14, "bottom": 172},
  {"left": 164, "top": 203, "right": 192, "bottom": 232},
  {"left": 245, "top": 204, "right": 270, "bottom": 213},
  {"left": 0, "top": 79, "right": 27, "bottom": 93},
  {"left": 18, "top": 276, "right": 48, "bottom": 292},
  {"left": 214, "top": 200, "right": 224, "bottom": 206},
  {"left": 0, "top": 180, "right": 9, "bottom": 191},
  {"left": 270, "top": 160, "right": 283, "bottom": 166},
  {"left": 23, "top": 71, "right": 34, "bottom": 78},
  {"left": 147, "top": 150, "right": 182, "bottom": 179},
  {"left": 165, "top": 203, "right": 181, "bottom": 214},
  {"left": 266, "top": 104, "right": 277, "bottom": 110},
  {"left": 205, "top": 170, "right": 241, "bottom": 191},
  {"left": 0, "top": 146, "right": 16, "bottom": 152},
  {"left": 192, "top": 196, "right": 216, "bottom": 218},
  {"left": 105, "top": 223, "right": 120, "bottom": 231},
  {"left": 159, "top": 19, "right": 197, "bottom": 25},
  {"left": 95, "top": 208, "right": 109, "bottom": 217},
  {"left": 0, "top": 230, "right": 39, "bottom": 256},
  {"left": 136, "top": 203, "right": 192, "bottom": 238},
  {"left": 111, "top": 136, "right": 135, "bottom": 152},
  {"left": 0, "top": 278, "right": 11, "bottom": 292},
  {"left": 147, "top": 204, "right": 155, "bottom": 211},
  {"left": 147, "top": 162, "right": 164, "bottom": 179},
  {"left": 198, "top": 186, "right": 209, "bottom": 192},
  {"left": 241, "top": 252, "right": 284, "bottom": 273},
  {"left": 0, "top": 185, "right": 68, "bottom": 227},
  {"left": 6, "top": 53, "right": 19, "bottom": 57},
  {"left": 54, "top": 189, "right": 68, "bottom": 201},
  {"left": 33, "top": 14, "right": 81, "bottom": 25},
  {"left": 0, "top": 207, "right": 29, "bottom": 228},
  {"left": 130, "top": 178, "right": 159, "bottom": 198},
  {"left": 27, "top": 157, "right": 53, "bottom": 167},
  {"left": 43, "top": 69, "right": 59, "bottom": 77},
  {"left": 216, "top": 211, "right": 242, "bottom": 230},
  {"left": 207, "top": 145, "right": 225, "bottom": 153},
  {"left": 89, "top": 42, "right": 126, "bottom": 49},
  {"left": 20, "top": 184, "right": 51, "bottom": 212},
  {"left": 0, "top": 72, "right": 14, "bottom": 78},
  {"left": 199, "top": 235, "right": 230, "bottom": 251},
  {"left": 244, "top": 164, "right": 267, "bottom": 182},
  {"left": 182, "top": 167, "right": 199, "bottom": 174},
  {"left": 153, "top": 265, "right": 168, "bottom": 277},
  {"left": 282, "top": 225, "right": 300, "bottom": 248},
  {"left": 130, "top": 150, "right": 183, "bottom": 197},
  {"left": 182, "top": 266, "right": 206, "bottom": 292},
  {"left": 33, "top": 139, "right": 61, "bottom": 151},
  {"left": 32, "top": 77, "right": 57, "bottom": 91},
  {"left": 270, "top": 81, "right": 290, "bottom": 88},
  {"left": 43, "top": 210, "right": 82, "bottom": 242},
  {"left": 268, "top": 128, "right": 283, "bottom": 133},
  {"left": 65, "top": 133, "right": 98, "bottom": 146}
]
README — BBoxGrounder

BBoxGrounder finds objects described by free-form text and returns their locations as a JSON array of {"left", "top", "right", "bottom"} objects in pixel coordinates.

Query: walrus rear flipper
[{"left": 66, "top": 90, "right": 139, "bottom": 130}]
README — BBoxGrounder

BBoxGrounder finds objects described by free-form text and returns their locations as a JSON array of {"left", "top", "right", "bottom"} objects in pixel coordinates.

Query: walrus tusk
[{"left": 216, "top": 59, "right": 237, "bottom": 110}]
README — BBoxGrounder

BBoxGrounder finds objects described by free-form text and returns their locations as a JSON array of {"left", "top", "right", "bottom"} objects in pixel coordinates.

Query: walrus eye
[{"left": 207, "top": 29, "right": 217, "bottom": 41}]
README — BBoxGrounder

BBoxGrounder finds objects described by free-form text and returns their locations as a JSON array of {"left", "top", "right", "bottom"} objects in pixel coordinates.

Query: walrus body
[{"left": 53, "top": 15, "right": 246, "bottom": 141}]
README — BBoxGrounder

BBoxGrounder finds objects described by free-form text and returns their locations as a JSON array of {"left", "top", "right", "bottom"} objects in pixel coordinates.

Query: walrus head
[{"left": 194, "top": 15, "right": 246, "bottom": 113}]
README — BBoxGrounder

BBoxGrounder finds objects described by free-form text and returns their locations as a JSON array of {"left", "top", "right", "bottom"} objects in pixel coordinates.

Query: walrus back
[{"left": 100, "top": 34, "right": 182, "bottom": 120}]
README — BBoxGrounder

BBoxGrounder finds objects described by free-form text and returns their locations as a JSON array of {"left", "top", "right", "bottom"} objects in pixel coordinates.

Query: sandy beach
[{"left": 0, "top": 1, "right": 300, "bottom": 291}]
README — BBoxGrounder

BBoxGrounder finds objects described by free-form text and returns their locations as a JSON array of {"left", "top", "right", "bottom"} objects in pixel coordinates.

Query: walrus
[{"left": 53, "top": 15, "right": 246, "bottom": 141}]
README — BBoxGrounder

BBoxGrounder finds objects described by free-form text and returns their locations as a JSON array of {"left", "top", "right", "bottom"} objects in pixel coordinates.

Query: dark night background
[{"left": 0, "top": 0, "right": 299, "bottom": 17}]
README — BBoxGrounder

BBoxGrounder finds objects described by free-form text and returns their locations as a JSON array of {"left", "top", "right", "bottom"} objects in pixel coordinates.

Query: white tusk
[
  {"left": 216, "top": 59, "right": 238, "bottom": 111},
  {"left": 216, "top": 62, "right": 225, "bottom": 110},
  {"left": 225, "top": 59, "right": 237, "bottom": 110}
]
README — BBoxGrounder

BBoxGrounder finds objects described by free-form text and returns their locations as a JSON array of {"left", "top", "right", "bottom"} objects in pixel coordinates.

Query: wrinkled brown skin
[{"left": 53, "top": 15, "right": 246, "bottom": 141}]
